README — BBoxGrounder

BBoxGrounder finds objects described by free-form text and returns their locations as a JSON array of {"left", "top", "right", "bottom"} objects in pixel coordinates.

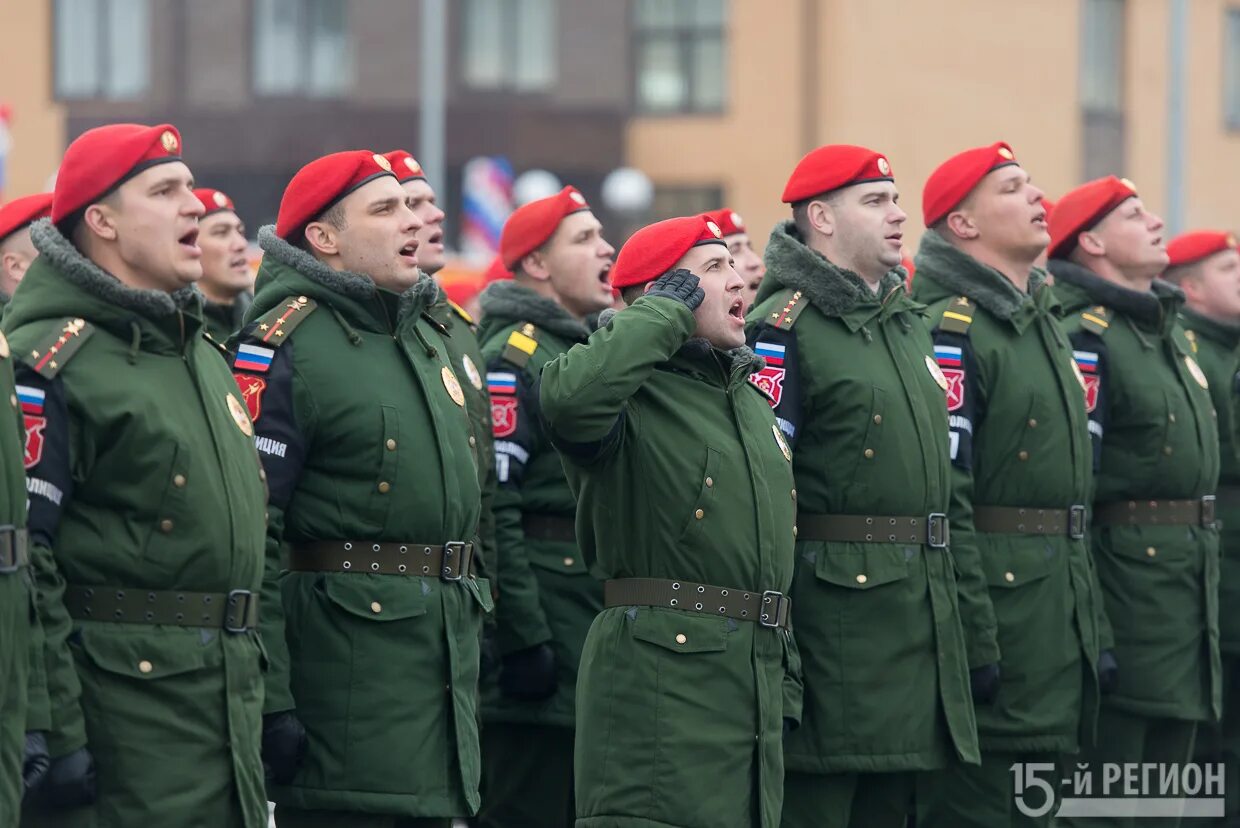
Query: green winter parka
[{"left": 745, "top": 221, "right": 978, "bottom": 773}]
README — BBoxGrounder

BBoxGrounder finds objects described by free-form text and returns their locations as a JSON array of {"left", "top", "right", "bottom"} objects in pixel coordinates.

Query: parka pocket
[
  {"left": 813, "top": 543, "right": 912, "bottom": 591},
  {"left": 322, "top": 573, "right": 427, "bottom": 622},
  {"left": 528, "top": 543, "right": 590, "bottom": 575},
  {"left": 75, "top": 626, "right": 215, "bottom": 680},
  {"left": 630, "top": 607, "right": 729, "bottom": 655},
  {"left": 981, "top": 539, "right": 1060, "bottom": 589}
]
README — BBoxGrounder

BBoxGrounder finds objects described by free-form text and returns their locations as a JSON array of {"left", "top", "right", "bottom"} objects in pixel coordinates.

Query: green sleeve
[
  {"left": 30, "top": 542, "right": 86, "bottom": 755},
  {"left": 492, "top": 489, "right": 553, "bottom": 654},
  {"left": 23, "top": 572, "right": 51, "bottom": 732},
  {"left": 948, "top": 464, "right": 1001, "bottom": 668}
]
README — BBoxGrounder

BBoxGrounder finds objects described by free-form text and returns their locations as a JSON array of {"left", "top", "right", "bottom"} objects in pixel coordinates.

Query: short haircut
[
  {"left": 297, "top": 201, "right": 348, "bottom": 253},
  {"left": 791, "top": 191, "right": 840, "bottom": 239},
  {"left": 1160, "top": 263, "right": 1197, "bottom": 285},
  {"left": 621, "top": 284, "right": 644, "bottom": 306}
]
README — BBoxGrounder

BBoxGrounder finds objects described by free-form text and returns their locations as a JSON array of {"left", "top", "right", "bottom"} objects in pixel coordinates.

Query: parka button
[
  {"left": 705, "top": 477, "right": 714, "bottom": 488},
  {"left": 259, "top": 469, "right": 266, "bottom": 482},
  {"left": 7, "top": 394, "right": 14, "bottom": 408},
  {"left": 675, "top": 634, "right": 687, "bottom": 645},
  {"left": 1018, "top": 451, "right": 1029, "bottom": 461},
  {"left": 386, "top": 439, "right": 397, "bottom": 451},
  {"left": 863, "top": 449, "right": 875, "bottom": 459},
  {"left": 873, "top": 414, "right": 882, "bottom": 425},
  {"left": 793, "top": 526, "right": 798, "bottom": 538},
  {"left": 695, "top": 509, "right": 705, "bottom": 520},
  {"left": 791, "top": 489, "right": 797, "bottom": 500},
  {"left": 855, "top": 574, "right": 867, "bottom": 584},
  {"left": 159, "top": 519, "right": 174, "bottom": 533},
  {"left": 378, "top": 481, "right": 391, "bottom": 493},
  {"left": 370, "top": 601, "right": 382, "bottom": 613},
  {"left": 138, "top": 660, "right": 153, "bottom": 674},
  {"left": 1004, "top": 571, "right": 1015, "bottom": 582},
  {"left": 173, "top": 474, "right": 186, "bottom": 488},
  {"left": 1168, "top": 413, "right": 1177, "bottom": 423},
  {"left": 1163, "top": 446, "right": 1173, "bottom": 456},
  {"left": 1027, "top": 418, "right": 1038, "bottom": 428},
  {"left": 469, "top": 436, "right": 477, "bottom": 447},
  {"left": 1146, "top": 547, "right": 1157, "bottom": 558},
  {"left": 563, "top": 557, "right": 575, "bottom": 567}
]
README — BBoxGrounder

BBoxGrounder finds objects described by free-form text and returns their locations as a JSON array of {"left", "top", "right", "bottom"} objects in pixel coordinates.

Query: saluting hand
[{"left": 644, "top": 269, "right": 705, "bottom": 312}]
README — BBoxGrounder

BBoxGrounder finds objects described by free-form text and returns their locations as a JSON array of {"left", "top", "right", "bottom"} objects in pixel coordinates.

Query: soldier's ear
[
  {"left": 303, "top": 221, "right": 339, "bottom": 258},
  {"left": 944, "top": 211, "right": 978, "bottom": 242},
  {"left": 1076, "top": 231, "right": 1106, "bottom": 258},
  {"left": 81, "top": 203, "right": 119, "bottom": 242},
  {"left": 807, "top": 200, "right": 834, "bottom": 237},
  {"left": 519, "top": 249, "right": 552, "bottom": 282}
]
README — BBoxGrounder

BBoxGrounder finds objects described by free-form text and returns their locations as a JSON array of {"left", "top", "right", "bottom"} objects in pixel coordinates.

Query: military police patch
[
  {"left": 492, "top": 397, "right": 518, "bottom": 438},
  {"left": 233, "top": 373, "right": 267, "bottom": 422},
  {"left": 750, "top": 367, "right": 785, "bottom": 408},
  {"left": 942, "top": 368, "right": 965, "bottom": 412},
  {"left": 1082, "top": 373, "right": 1101, "bottom": 413},
  {"left": 22, "top": 416, "right": 45, "bottom": 469}
]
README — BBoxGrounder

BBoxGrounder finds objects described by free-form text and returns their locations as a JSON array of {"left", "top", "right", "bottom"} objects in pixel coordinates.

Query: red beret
[
  {"left": 193, "top": 188, "right": 236, "bottom": 218},
  {"left": 52, "top": 123, "right": 183, "bottom": 224},
  {"left": 922, "top": 142, "right": 1020, "bottom": 227},
  {"left": 1047, "top": 176, "right": 1138, "bottom": 260},
  {"left": 700, "top": 208, "right": 747, "bottom": 237},
  {"left": 499, "top": 186, "right": 590, "bottom": 270},
  {"left": 383, "top": 150, "right": 427, "bottom": 184},
  {"left": 275, "top": 150, "right": 398, "bottom": 240},
  {"left": 1167, "top": 230, "right": 1239, "bottom": 268},
  {"left": 0, "top": 192, "right": 54, "bottom": 244},
  {"left": 610, "top": 215, "right": 726, "bottom": 290},
  {"left": 781, "top": 145, "right": 893, "bottom": 204}
]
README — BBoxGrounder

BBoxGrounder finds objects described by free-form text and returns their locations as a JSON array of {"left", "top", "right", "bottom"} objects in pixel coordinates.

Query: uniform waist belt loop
[{"left": 604, "top": 577, "right": 791, "bottom": 630}]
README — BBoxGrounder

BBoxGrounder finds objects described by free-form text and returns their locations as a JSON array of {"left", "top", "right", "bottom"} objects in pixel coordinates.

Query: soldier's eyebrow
[
  {"left": 148, "top": 173, "right": 189, "bottom": 193},
  {"left": 368, "top": 196, "right": 400, "bottom": 213}
]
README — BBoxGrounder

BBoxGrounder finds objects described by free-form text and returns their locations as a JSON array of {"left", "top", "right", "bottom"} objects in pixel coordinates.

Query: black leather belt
[{"left": 64, "top": 586, "right": 259, "bottom": 633}]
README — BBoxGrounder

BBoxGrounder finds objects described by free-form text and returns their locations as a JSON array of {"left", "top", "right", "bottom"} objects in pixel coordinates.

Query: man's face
[
  {"left": 330, "top": 176, "right": 424, "bottom": 292},
  {"left": 726, "top": 232, "right": 765, "bottom": 310},
  {"left": 829, "top": 181, "right": 906, "bottom": 275},
  {"left": 964, "top": 165, "right": 1048, "bottom": 259},
  {"left": 1184, "top": 248, "right": 1240, "bottom": 323},
  {"left": 401, "top": 179, "right": 446, "bottom": 275},
  {"left": 106, "top": 162, "right": 205, "bottom": 291},
  {"left": 198, "top": 210, "right": 251, "bottom": 299},
  {"left": 1088, "top": 197, "right": 1169, "bottom": 277},
  {"left": 673, "top": 242, "right": 746, "bottom": 350},
  {"left": 541, "top": 211, "right": 615, "bottom": 317},
  {"left": 0, "top": 227, "right": 37, "bottom": 296}
]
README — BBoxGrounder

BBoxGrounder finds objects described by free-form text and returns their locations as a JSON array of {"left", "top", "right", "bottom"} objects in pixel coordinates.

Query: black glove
[
  {"left": 25, "top": 746, "right": 95, "bottom": 809},
  {"left": 1097, "top": 649, "right": 1119, "bottom": 695},
  {"left": 21, "top": 731, "right": 50, "bottom": 794},
  {"left": 262, "top": 711, "right": 307, "bottom": 786},
  {"left": 969, "top": 663, "right": 1001, "bottom": 705},
  {"left": 644, "top": 269, "right": 705, "bottom": 312},
  {"left": 499, "top": 642, "right": 558, "bottom": 702},
  {"left": 782, "top": 717, "right": 798, "bottom": 737}
]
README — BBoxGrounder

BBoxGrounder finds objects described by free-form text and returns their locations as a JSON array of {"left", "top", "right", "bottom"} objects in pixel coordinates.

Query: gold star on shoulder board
[{"left": 259, "top": 323, "right": 270, "bottom": 331}]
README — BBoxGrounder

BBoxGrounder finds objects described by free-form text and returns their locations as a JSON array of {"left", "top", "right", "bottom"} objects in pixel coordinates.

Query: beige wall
[
  {"left": 629, "top": 0, "right": 1240, "bottom": 251},
  {"left": 0, "top": 2, "right": 64, "bottom": 199}
]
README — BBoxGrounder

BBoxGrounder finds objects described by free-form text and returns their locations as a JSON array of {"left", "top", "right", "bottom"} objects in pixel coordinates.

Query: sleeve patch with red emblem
[
  {"left": 934, "top": 345, "right": 966, "bottom": 412},
  {"left": 488, "top": 371, "right": 519, "bottom": 438},
  {"left": 16, "top": 385, "right": 46, "bottom": 468},
  {"left": 233, "top": 372, "right": 268, "bottom": 421}
]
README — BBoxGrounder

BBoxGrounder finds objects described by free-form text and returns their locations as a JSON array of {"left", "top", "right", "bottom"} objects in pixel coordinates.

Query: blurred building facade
[{"left": 2, "top": 0, "right": 1240, "bottom": 250}]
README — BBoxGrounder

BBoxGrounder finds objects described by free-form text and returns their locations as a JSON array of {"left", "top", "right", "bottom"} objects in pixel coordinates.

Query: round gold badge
[
  {"left": 442, "top": 365, "right": 465, "bottom": 406},
  {"left": 462, "top": 354, "right": 483, "bottom": 390},
  {"left": 1228, "top": 233, "right": 1238, "bottom": 249},
  {"left": 1071, "top": 360, "right": 1088, "bottom": 391},
  {"left": 570, "top": 190, "right": 587, "bottom": 206},
  {"left": 998, "top": 146, "right": 1015, "bottom": 160},
  {"left": 226, "top": 394, "right": 253, "bottom": 437},
  {"left": 406, "top": 157, "right": 422, "bottom": 174},
  {"left": 730, "top": 211, "right": 744, "bottom": 230},
  {"left": 773, "top": 424, "right": 792, "bottom": 462},
  {"left": 160, "top": 130, "right": 179, "bottom": 153},
  {"left": 373, "top": 153, "right": 392, "bottom": 171},
  {"left": 877, "top": 157, "right": 891, "bottom": 175},
  {"left": 1120, "top": 177, "right": 1137, "bottom": 192},
  {"left": 212, "top": 191, "right": 229, "bottom": 208},
  {"left": 706, "top": 220, "right": 722, "bottom": 238},
  {"left": 925, "top": 355, "right": 949, "bottom": 391},
  {"left": 1185, "top": 356, "right": 1209, "bottom": 389},
  {"left": 0, "top": 332, "right": 11, "bottom": 360}
]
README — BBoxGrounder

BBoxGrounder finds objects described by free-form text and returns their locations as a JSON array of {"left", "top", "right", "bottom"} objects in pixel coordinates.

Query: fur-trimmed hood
[
  {"left": 911, "top": 229, "right": 1050, "bottom": 325},
  {"left": 4, "top": 218, "right": 204, "bottom": 352},
  {"left": 252, "top": 225, "right": 441, "bottom": 332},
  {"left": 756, "top": 220, "right": 910, "bottom": 321},
  {"left": 478, "top": 280, "right": 592, "bottom": 342},
  {"left": 1048, "top": 258, "right": 1182, "bottom": 334}
]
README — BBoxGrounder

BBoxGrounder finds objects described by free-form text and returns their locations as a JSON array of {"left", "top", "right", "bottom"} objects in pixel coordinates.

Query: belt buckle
[
  {"left": 0, "top": 525, "right": 17, "bottom": 574},
  {"left": 441, "top": 541, "right": 467, "bottom": 581},
  {"left": 1068, "top": 505, "right": 1088, "bottom": 540},
  {"left": 224, "top": 589, "right": 255, "bottom": 633},
  {"left": 1202, "top": 495, "right": 1217, "bottom": 528},
  {"left": 759, "top": 590, "right": 788, "bottom": 629},
  {"left": 926, "top": 513, "right": 949, "bottom": 549}
]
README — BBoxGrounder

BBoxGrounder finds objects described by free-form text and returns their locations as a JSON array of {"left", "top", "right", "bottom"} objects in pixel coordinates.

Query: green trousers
[
  {"left": 781, "top": 769, "right": 912, "bottom": 828},
  {"left": 1192, "top": 653, "right": 1240, "bottom": 827},
  {"left": 917, "top": 751, "right": 1060, "bottom": 828},
  {"left": 276, "top": 807, "right": 450, "bottom": 827},
  {"left": 1061, "top": 705, "right": 1198, "bottom": 828},
  {"left": 477, "top": 722, "right": 574, "bottom": 828}
]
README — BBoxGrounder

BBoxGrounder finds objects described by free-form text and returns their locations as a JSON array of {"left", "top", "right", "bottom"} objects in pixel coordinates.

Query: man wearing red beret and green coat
[
  {"left": 10, "top": 123, "right": 270, "bottom": 826},
  {"left": 540, "top": 214, "right": 800, "bottom": 828},
  {"left": 0, "top": 193, "right": 53, "bottom": 314},
  {"left": 230, "top": 150, "right": 490, "bottom": 827}
]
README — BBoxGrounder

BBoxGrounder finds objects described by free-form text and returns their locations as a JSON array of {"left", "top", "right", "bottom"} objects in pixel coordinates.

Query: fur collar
[
  {"left": 912, "top": 229, "right": 1045, "bottom": 320},
  {"left": 1181, "top": 307, "right": 1240, "bottom": 348},
  {"left": 257, "top": 225, "right": 441, "bottom": 320},
  {"left": 30, "top": 218, "right": 198, "bottom": 318},
  {"left": 479, "top": 280, "right": 592, "bottom": 341},
  {"left": 759, "top": 221, "right": 906, "bottom": 317},
  {"left": 1047, "top": 259, "right": 1181, "bottom": 330}
]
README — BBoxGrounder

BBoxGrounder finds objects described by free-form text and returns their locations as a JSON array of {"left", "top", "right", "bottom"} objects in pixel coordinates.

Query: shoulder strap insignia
[
  {"left": 939, "top": 296, "right": 974, "bottom": 335},
  {"left": 1184, "top": 328, "right": 1199, "bottom": 354},
  {"left": 448, "top": 299, "right": 475, "bottom": 327},
  {"left": 769, "top": 290, "right": 807, "bottom": 331},
  {"left": 503, "top": 323, "right": 539, "bottom": 368},
  {"left": 1080, "top": 305, "right": 1112, "bottom": 337},
  {"left": 250, "top": 295, "right": 317, "bottom": 347},
  {"left": 24, "top": 317, "right": 96, "bottom": 379}
]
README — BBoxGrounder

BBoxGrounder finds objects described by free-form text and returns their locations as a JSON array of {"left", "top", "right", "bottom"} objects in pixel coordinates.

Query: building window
[
  {"left": 650, "top": 185, "right": 723, "bottom": 222},
  {"left": 634, "top": 0, "right": 727, "bottom": 114},
  {"left": 1079, "top": 0, "right": 1126, "bottom": 179},
  {"left": 1226, "top": 8, "right": 1240, "bottom": 129},
  {"left": 462, "top": 0, "right": 557, "bottom": 91},
  {"left": 253, "top": 0, "right": 352, "bottom": 97},
  {"left": 54, "top": 0, "right": 150, "bottom": 100}
]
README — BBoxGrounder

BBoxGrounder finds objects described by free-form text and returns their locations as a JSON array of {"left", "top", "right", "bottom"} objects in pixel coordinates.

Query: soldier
[
  {"left": 911, "top": 143, "right": 1106, "bottom": 827},
  {"left": 192, "top": 188, "right": 252, "bottom": 343},
  {"left": 383, "top": 150, "right": 497, "bottom": 588},
  {"left": 1047, "top": 177, "right": 1219, "bottom": 828},
  {"left": 0, "top": 193, "right": 53, "bottom": 310},
  {"left": 702, "top": 208, "right": 765, "bottom": 311},
  {"left": 231, "top": 150, "right": 490, "bottom": 827},
  {"left": 473, "top": 185, "right": 614, "bottom": 828},
  {"left": 1163, "top": 230, "right": 1240, "bottom": 824},
  {"left": 10, "top": 123, "right": 269, "bottom": 826},
  {"left": 744, "top": 145, "right": 977, "bottom": 828},
  {"left": 540, "top": 215, "right": 800, "bottom": 828}
]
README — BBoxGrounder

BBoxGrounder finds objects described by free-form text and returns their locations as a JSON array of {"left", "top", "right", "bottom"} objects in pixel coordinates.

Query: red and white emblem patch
[
  {"left": 23, "top": 415, "right": 45, "bottom": 469},
  {"left": 1082, "top": 374, "right": 1101, "bottom": 413},
  {"left": 749, "top": 367, "right": 786, "bottom": 408},
  {"left": 233, "top": 372, "right": 268, "bottom": 422},
  {"left": 942, "top": 368, "right": 966, "bottom": 412},
  {"left": 492, "top": 396, "right": 519, "bottom": 438}
]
